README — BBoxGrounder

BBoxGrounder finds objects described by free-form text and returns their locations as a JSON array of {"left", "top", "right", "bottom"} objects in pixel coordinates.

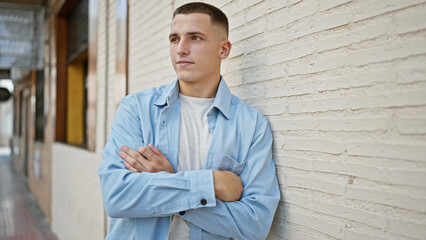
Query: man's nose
[{"left": 177, "top": 40, "right": 189, "bottom": 55}]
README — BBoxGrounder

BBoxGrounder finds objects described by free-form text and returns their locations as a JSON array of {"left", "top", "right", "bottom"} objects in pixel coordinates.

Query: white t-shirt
[{"left": 168, "top": 93, "right": 214, "bottom": 240}]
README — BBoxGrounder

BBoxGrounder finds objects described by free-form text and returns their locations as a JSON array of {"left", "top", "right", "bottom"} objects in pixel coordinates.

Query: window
[
  {"left": 66, "top": 51, "right": 88, "bottom": 146},
  {"left": 13, "top": 92, "right": 20, "bottom": 136},
  {"left": 35, "top": 70, "right": 44, "bottom": 142},
  {"left": 18, "top": 90, "right": 24, "bottom": 136},
  {"left": 56, "top": 0, "right": 95, "bottom": 149}
]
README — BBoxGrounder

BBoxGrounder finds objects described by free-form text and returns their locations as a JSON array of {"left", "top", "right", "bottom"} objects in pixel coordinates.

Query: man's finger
[
  {"left": 148, "top": 143, "right": 162, "bottom": 156},
  {"left": 138, "top": 146, "right": 156, "bottom": 161},
  {"left": 123, "top": 161, "right": 140, "bottom": 173},
  {"left": 119, "top": 149, "right": 146, "bottom": 172},
  {"left": 122, "top": 145, "right": 145, "bottom": 161}
]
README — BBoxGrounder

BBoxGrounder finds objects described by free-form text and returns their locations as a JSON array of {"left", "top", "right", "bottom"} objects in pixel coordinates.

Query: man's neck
[{"left": 178, "top": 76, "right": 221, "bottom": 98}]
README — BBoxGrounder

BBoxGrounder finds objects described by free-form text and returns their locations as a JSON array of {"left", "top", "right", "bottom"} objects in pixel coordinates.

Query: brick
[
  {"left": 287, "top": 211, "right": 342, "bottom": 238},
  {"left": 283, "top": 138, "right": 345, "bottom": 154},
  {"left": 287, "top": 176, "right": 346, "bottom": 196},
  {"left": 228, "top": 10, "right": 245, "bottom": 30},
  {"left": 253, "top": 102, "right": 286, "bottom": 116},
  {"left": 317, "top": 20, "right": 389, "bottom": 53},
  {"left": 352, "top": 38, "right": 426, "bottom": 65},
  {"left": 352, "top": 0, "right": 426, "bottom": 23},
  {"left": 313, "top": 200, "right": 387, "bottom": 229},
  {"left": 222, "top": 0, "right": 263, "bottom": 17},
  {"left": 210, "top": 0, "right": 232, "bottom": 8},
  {"left": 319, "top": 0, "right": 353, "bottom": 12},
  {"left": 317, "top": 69, "right": 389, "bottom": 91},
  {"left": 395, "top": 4, "right": 426, "bottom": 34},
  {"left": 231, "top": 17, "right": 266, "bottom": 43},
  {"left": 274, "top": 154, "right": 313, "bottom": 170},
  {"left": 133, "top": 1, "right": 170, "bottom": 30},
  {"left": 267, "top": 42, "right": 316, "bottom": 65},
  {"left": 346, "top": 185, "right": 426, "bottom": 212},
  {"left": 222, "top": 71, "right": 243, "bottom": 87},
  {"left": 313, "top": 160, "right": 386, "bottom": 182},
  {"left": 386, "top": 169, "right": 426, "bottom": 187},
  {"left": 397, "top": 118, "right": 426, "bottom": 134},
  {"left": 243, "top": 28, "right": 287, "bottom": 53},
  {"left": 294, "top": 38, "right": 426, "bottom": 76},
  {"left": 288, "top": 11, "right": 352, "bottom": 40},
  {"left": 242, "top": 65, "right": 285, "bottom": 84},
  {"left": 235, "top": 51, "right": 267, "bottom": 70},
  {"left": 245, "top": 0, "right": 288, "bottom": 24},
  {"left": 266, "top": 82, "right": 316, "bottom": 98},
  {"left": 229, "top": 84, "right": 265, "bottom": 100},
  {"left": 349, "top": 91, "right": 426, "bottom": 110},
  {"left": 264, "top": 0, "right": 318, "bottom": 32},
  {"left": 268, "top": 117, "right": 315, "bottom": 131},
  {"left": 347, "top": 141, "right": 426, "bottom": 162},
  {"left": 284, "top": 191, "right": 313, "bottom": 210},
  {"left": 288, "top": 0, "right": 302, "bottom": 5},
  {"left": 396, "top": 67, "right": 426, "bottom": 84},
  {"left": 388, "top": 218, "right": 426, "bottom": 240},
  {"left": 289, "top": 98, "right": 346, "bottom": 113},
  {"left": 345, "top": 230, "right": 386, "bottom": 240},
  {"left": 317, "top": 117, "right": 388, "bottom": 132}
]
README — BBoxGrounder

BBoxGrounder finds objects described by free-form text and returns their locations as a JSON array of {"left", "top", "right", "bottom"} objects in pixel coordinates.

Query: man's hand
[
  {"left": 120, "top": 144, "right": 174, "bottom": 173},
  {"left": 120, "top": 145, "right": 242, "bottom": 201},
  {"left": 213, "top": 170, "right": 243, "bottom": 202}
]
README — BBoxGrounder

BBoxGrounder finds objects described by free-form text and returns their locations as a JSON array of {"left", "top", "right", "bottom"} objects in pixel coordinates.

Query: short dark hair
[{"left": 173, "top": 2, "right": 229, "bottom": 38}]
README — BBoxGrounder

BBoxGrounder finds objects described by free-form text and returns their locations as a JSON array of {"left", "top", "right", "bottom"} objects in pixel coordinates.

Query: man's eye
[
  {"left": 192, "top": 36, "right": 201, "bottom": 40},
  {"left": 170, "top": 37, "right": 179, "bottom": 43}
]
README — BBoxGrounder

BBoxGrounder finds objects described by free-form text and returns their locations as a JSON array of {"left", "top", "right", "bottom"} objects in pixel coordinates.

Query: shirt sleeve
[
  {"left": 180, "top": 119, "right": 281, "bottom": 240},
  {"left": 98, "top": 95, "right": 216, "bottom": 218}
]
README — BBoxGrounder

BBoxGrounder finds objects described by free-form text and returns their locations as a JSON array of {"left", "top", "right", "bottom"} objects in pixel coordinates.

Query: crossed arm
[
  {"left": 119, "top": 143, "right": 243, "bottom": 202},
  {"left": 98, "top": 97, "right": 280, "bottom": 239}
]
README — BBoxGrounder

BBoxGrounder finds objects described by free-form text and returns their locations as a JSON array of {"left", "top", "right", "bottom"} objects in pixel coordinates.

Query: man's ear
[{"left": 219, "top": 40, "right": 232, "bottom": 60}]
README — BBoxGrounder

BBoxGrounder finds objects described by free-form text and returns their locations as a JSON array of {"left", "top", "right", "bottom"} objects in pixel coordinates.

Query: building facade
[{"left": 6, "top": 0, "right": 426, "bottom": 239}]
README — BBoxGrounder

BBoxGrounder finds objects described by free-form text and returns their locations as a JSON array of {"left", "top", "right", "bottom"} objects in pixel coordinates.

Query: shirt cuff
[{"left": 189, "top": 169, "right": 216, "bottom": 209}]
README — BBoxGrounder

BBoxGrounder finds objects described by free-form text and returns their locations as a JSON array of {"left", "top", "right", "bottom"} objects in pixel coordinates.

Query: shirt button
[
  {"left": 200, "top": 199, "right": 207, "bottom": 205},
  {"left": 179, "top": 211, "right": 185, "bottom": 216},
  {"left": 162, "top": 120, "right": 165, "bottom": 125}
]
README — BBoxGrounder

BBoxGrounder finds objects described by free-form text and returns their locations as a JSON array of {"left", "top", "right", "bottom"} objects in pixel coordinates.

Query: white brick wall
[
  {"left": 225, "top": 0, "right": 426, "bottom": 239},
  {"left": 126, "top": 0, "right": 426, "bottom": 239},
  {"left": 106, "top": 0, "right": 117, "bottom": 137},
  {"left": 51, "top": 143, "right": 104, "bottom": 240},
  {"left": 51, "top": 0, "right": 108, "bottom": 238},
  {"left": 96, "top": 0, "right": 108, "bottom": 153},
  {"left": 128, "top": 0, "right": 175, "bottom": 92},
  {"left": 50, "top": 0, "right": 426, "bottom": 239}
]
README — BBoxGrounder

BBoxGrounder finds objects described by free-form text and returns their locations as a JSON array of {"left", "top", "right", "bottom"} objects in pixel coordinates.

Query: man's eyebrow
[
  {"left": 168, "top": 31, "right": 207, "bottom": 39},
  {"left": 187, "top": 31, "right": 207, "bottom": 37}
]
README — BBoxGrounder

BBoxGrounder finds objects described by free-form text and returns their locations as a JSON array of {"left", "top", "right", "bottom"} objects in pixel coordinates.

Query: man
[{"left": 98, "top": 2, "right": 280, "bottom": 239}]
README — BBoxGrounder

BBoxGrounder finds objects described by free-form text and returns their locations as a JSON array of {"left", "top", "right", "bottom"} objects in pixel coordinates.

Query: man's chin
[{"left": 177, "top": 74, "right": 196, "bottom": 83}]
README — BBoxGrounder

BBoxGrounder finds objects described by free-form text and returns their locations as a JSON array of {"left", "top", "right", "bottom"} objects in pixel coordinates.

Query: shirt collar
[
  {"left": 213, "top": 77, "right": 231, "bottom": 119},
  {"left": 154, "top": 77, "right": 232, "bottom": 119},
  {"left": 154, "top": 80, "right": 179, "bottom": 107}
]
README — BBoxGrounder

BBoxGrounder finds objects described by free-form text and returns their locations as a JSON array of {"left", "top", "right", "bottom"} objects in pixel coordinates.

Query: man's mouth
[{"left": 177, "top": 60, "right": 194, "bottom": 66}]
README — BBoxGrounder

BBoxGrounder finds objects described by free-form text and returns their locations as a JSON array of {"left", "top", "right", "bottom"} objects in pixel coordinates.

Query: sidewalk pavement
[{"left": 0, "top": 147, "right": 58, "bottom": 240}]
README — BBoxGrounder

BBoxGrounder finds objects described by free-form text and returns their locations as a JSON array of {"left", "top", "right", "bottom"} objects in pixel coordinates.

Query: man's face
[{"left": 169, "top": 13, "right": 225, "bottom": 84}]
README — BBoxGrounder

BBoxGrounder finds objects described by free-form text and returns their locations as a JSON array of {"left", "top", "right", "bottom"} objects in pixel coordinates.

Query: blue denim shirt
[{"left": 98, "top": 79, "right": 280, "bottom": 240}]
